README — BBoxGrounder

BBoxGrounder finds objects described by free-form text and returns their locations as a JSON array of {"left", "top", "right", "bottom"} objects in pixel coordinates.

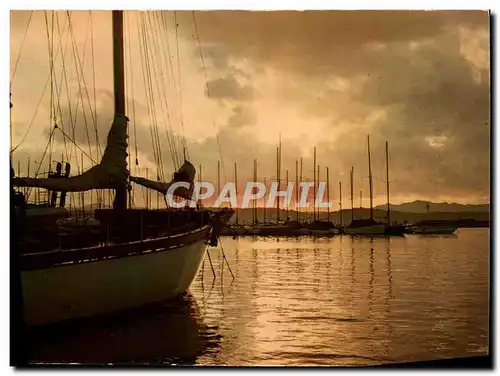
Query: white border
[{"left": 2, "top": 1, "right": 497, "bottom": 374}]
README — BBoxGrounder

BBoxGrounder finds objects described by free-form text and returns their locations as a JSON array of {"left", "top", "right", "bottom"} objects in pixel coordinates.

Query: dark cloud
[
  {"left": 205, "top": 76, "right": 254, "bottom": 101},
  {"left": 15, "top": 11, "right": 489, "bottom": 204},
  {"left": 189, "top": 10, "right": 489, "bottom": 77},
  {"left": 181, "top": 11, "right": 489, "bottom": 201},
  {"left": 228, "top": 105, "right": 256, "bottom": 128}
]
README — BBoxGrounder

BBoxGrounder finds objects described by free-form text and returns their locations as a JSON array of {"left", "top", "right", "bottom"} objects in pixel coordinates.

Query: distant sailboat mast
[
  {"left": 350, "top": 166, "right": 354, "bottom": 222},
  {"left": 385, "top": 141, "right": 391, "bottom": 224},
  {"left": 253, "top": 158, "right": 257, "bottom": 224},
  {"left": 313, "top": 147, "right": 316, "bottom": 221},
  {"left": 295, "top": 160, "right": 299, "bottom": 222},
  {"left": 367, "top": 134, "right": 374, "bottom": 220},
  {"left": 299, "top": 157, "right": 303, "bottom": 222},
  {"left": 326, "top": 167, "right": 330, "bottom": 223},
  {"left": 278, "top": 134, "right": 282, "bottom": 222},
  {"left": 339, "top": 181, "right": 343, "bottom": 226},
  {"left": 234, "top": 162, "right": 238, "bottom": 225}
]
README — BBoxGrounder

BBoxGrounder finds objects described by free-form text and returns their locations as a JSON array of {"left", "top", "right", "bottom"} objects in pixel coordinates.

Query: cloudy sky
[{"left": 10, "top": 10, "right": 490, "bottom": 207}]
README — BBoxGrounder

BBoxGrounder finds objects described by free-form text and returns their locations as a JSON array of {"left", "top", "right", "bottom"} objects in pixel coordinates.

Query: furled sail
[
  {"left": 13, "top": 114, "right": 129, "bottom": 192},
  {"left": 130, "top": 160, "right": 196, "bottom": 200}
]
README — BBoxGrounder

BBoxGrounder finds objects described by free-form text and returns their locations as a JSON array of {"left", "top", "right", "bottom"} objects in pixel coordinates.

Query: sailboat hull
[
  {"left": 344, "top": 224, "right": 386, "bottom": 235},
  {"left": 21, "top": 229, "right": 209, "bottom": 327},
  {"left": 408, "top": 226, "right": 458, "bottom": 235}
]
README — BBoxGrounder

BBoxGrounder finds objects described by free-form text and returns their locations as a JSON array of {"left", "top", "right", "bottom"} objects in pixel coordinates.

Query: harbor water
[{"left": 26, "top": 228, "right": 489, "bottom": 366}]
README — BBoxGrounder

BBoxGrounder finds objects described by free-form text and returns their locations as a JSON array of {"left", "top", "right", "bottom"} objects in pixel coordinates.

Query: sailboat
[
  {"left": 383, "top": 141, "right": 406, "bottom": 236},
  {"left": 11, "top": 10, "right": 233, "bottom": 327},
  {"left": 344, "top": 135, "right": 386, "bottom": 235}
]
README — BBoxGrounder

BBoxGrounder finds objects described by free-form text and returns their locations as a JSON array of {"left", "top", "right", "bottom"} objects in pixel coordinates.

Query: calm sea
[{"left": 26, "top": 228, "right": 490, "bottom": 366}]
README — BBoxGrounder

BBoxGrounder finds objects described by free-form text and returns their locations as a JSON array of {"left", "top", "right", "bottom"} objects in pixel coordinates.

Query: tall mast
[
  {"left": 285, "top": 169, "right": 289, "bottom": 220},
  {"left": 263, "top": 176, "right": 267, "bottom": 223},
  {"left": 385, "top": 141, "right": 391, "bottom": 224},
  {"left": 217, "top": 160, "right": 220, "bottom": 198},
  {"left": 350, "top": 166, "right": 354, "bottom": 222},
  {"left": 313, "top": 147, "right": 316, "bottom": 222},
  {"left": 276, "top": 137, "right": 282, "bottom": 223},
  {"left": 234, "top": 162, "right": 238, "bottom": 225},
  {"left": 317, "top": 164, "right": 320, "bottom": 221},
  {"left": 112, "top": 10, "right": 127, "bottom": 210},
  {"left": 367, "top": 134, "right": 374, "bottom": 220},
  {"left": 199, "top": 164, "right": 203, "bottom": 225},
  {"left": 339, "top": 181, "right": 342, "bottom": 226},
  {"left": 199, "top": 164, "right": 202, "bottom": 208},
  {"left": 253, "top": 159, "right": 257, "bottom": 224},
  {"left": 295, "top": 160, "right": 299, "bottom": 222},
  {"left": 299, "top": 157, "right": 303, "bottom": 222},
  {"left": 326, "top": 167, "right": 330, "bottom": 223}
]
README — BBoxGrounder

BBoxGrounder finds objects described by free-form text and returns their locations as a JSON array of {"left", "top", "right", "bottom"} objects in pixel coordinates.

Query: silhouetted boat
[
  {"left": 344, "top": 218, "right": 386, "bottom": 235},
  {"left": 11, "top": 10, "right": 233, "bottom": 327},
  {"left": 406, "top": 220, "right": 458, "bottom": 235},
  {"left": 344, "top": 136, "right": 389, "bottom": 236}
]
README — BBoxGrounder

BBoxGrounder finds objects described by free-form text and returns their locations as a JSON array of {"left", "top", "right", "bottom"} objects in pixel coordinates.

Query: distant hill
[
  {"left": 224, "top": 207, "right": 490, "bottom": 226},
  {"left": 374, "top": 200, "right": 490, "bottom": 213},
  {"left": 77, "top": 200, "right": 489, "bottom": 226}
]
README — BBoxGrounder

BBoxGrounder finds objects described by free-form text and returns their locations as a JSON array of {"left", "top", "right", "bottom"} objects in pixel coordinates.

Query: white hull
[
  {"left": 344, "top": 224, "right": 386, "bottom": 235},
  {"left": 22, "top": 236, "right": 208, "bottom": 327}
]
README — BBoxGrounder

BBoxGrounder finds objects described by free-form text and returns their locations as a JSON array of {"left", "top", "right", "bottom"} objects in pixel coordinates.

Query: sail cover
[
  {"left": 13, "top": 114, "right": 129, "bottom": 192},
  {"left": 130, "top": 160, "right": 196, "bottom": 200}
]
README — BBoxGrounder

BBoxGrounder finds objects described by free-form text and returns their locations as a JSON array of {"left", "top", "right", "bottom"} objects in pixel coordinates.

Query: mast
[
  {"left": 26, "top": 157, "right": 30, "bottom": 197},
  {"left": 199, "top": 164, "right": 203, "bottom": 224},
  {"left": 367, "top": 134, "right": 374, "bottom": 220},
  {"left": 317, "top": 164, "right": 320, "bottom": 221},
  {"left": 276, "top": 146, "right": 279, "bottom": 222},
  {"left": 339, "top": 181, "right": 342, "bottom": 226},
  {"left": 263, "top": 177, "right": 267, "bottom": 223},
  {"left": 145, "top": 167, "right": 149, "bottom": 209},
  {"left": 112, "top": 10, "right": 127, "bottom": 210},
  {"left": 217, "top": 160, "right": 220, "bottom": 198},
  {"left": 385, "top": 141, "right": 391, "bottom": 224},
  {"left": 199, "top": 164, "right": 202, "bottom": 208},
  {"left": 276, "top": 137, "right": 281, "bottom": 223},
  {"left": 360, "top": 190, "right": 362, "bottom": 209},
  {"left": 326, "top": 167, "right": 330, "bottom": 223},
  {"left": 350, "top": 167, "right": 354, "bottom": 222},
  {"left": 313, "top": 147, "right": 316, "bottom": 222},
  {"left": 234, "top": 162, "right": 238, "bottom": 225},
  {"left": 285, "top": 169, "right": 289, "bottom": 220},
  {"left": 295, "top": 160, "right": 299, "bottom": 222},
  {"left": 299, "top": 157, "right": 303, "bottom": 222},
  {"left": 253, "top": 159, "right": 256, "bottom": 224}
]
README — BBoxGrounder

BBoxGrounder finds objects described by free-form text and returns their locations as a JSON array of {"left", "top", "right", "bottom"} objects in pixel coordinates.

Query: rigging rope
[
  {"left": 151, "top": 11, "right": 182, "bottom": 171},
  {"left": 67, "top": 10, "right": 98, "bottom": 166},
  {"left": 54, "top": 125, "right": 97, "bottom": 164},
  {"left": 174, "top": 11, "right": 189, "bottom": 161},
  {"left": 137, "top": 13, "right": 164, "bottom": 180},
  {"left": 44, "top": 11, "right": 56, "bottom": 169},
  {"left": 192, "top": 11, "right": 227, "bottom": 183},
  {"left": 11, "top": 12, "right": 71, "bottom": 154},
  {"left": 89, "top": 11, "right": 101, "bottom": 160},
  {"left": 157, "top": 12, "right": 185, "bottom": 168},
  {"left": 25, "top": 126, "right": 57, "bottom": 200},
  {"left": 125, "top": 12, "right": 139, "bottom": 168},
  {"left": 146, "top": 12, "right": 183, "bottom": 175},
  {"left": 144, "top": 12, "right": 171, "bottom": 179},
  {"left": 54, "top": 11, "right": 75, "bottom": 162},
  {"left": 10, "top": 10, "right": 34, "bottom": 85}
]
